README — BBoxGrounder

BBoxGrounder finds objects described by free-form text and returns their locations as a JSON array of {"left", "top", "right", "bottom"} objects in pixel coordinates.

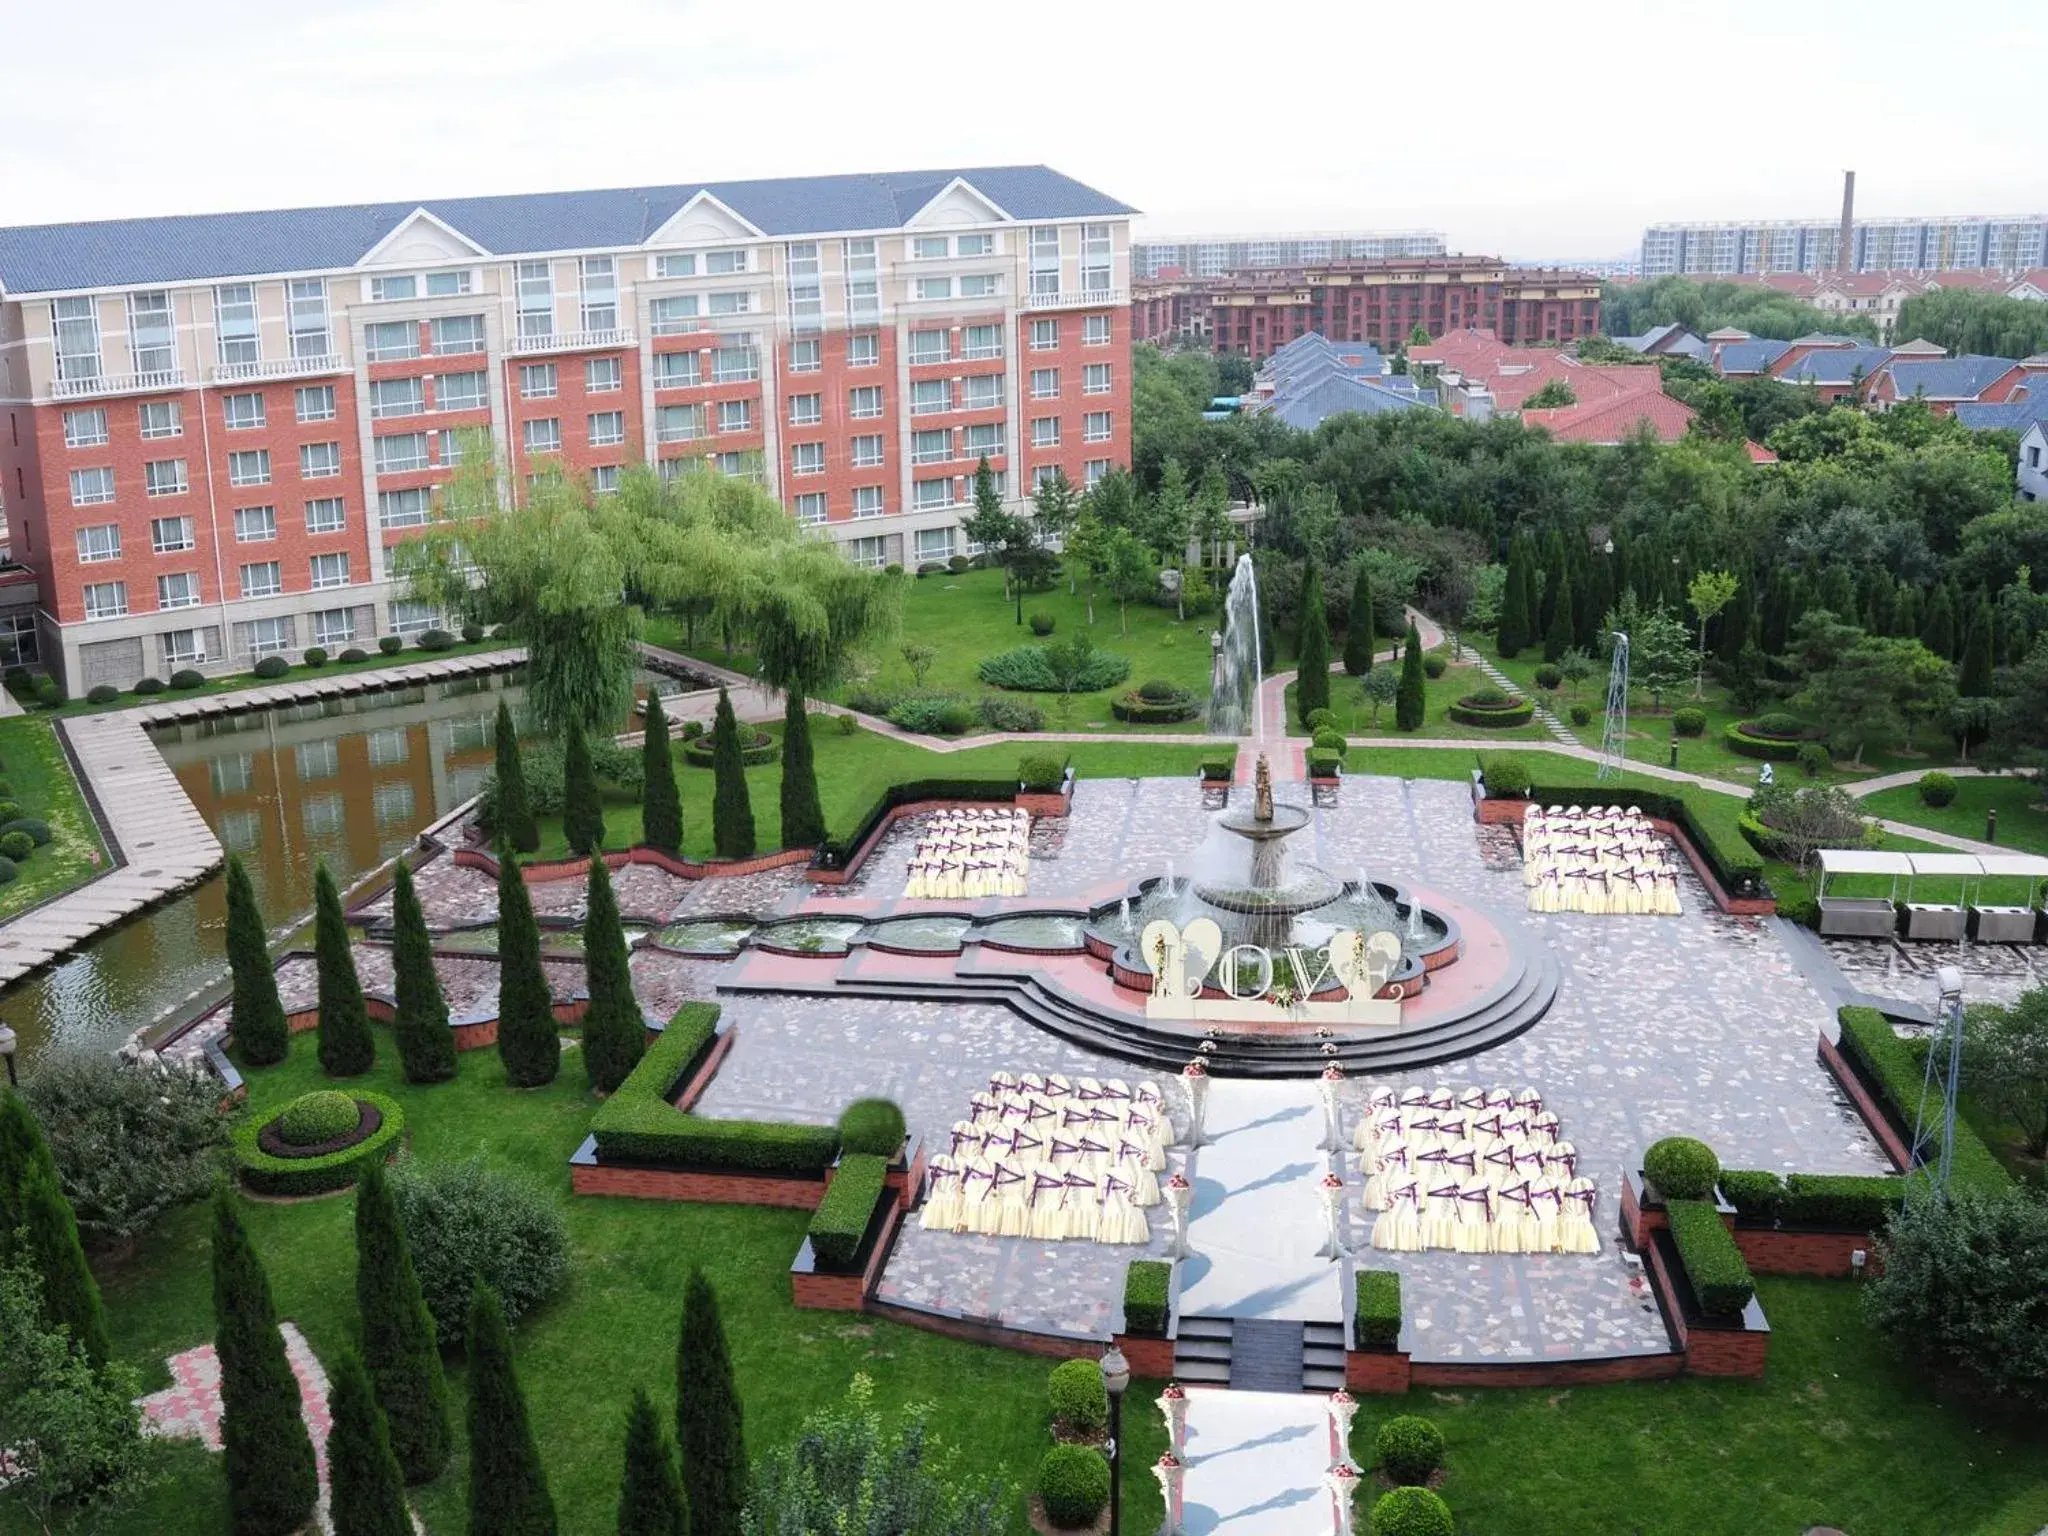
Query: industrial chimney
[{"left": 1839, "top": 171, "right": 1856, "bottom": 272}]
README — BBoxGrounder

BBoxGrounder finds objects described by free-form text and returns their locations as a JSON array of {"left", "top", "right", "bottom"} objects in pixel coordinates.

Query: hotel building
[
  {"left": 1640, "top": 213, "right": 2048, "bottom": 278},
  {"left": 0, "top": 166, "right": 1134, "bottom": 691}
]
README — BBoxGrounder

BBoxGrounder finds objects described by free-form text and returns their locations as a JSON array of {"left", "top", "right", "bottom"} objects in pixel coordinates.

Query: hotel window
[
  {"left": 371, "top": 275, "right": 418, "bottom": 302},
  {"left": 1031, "top": 368, "right": 1060, "bottom": 399},
  {"left": 853, "top": 485, "right": 884, "bottom": 518},
  {"left": 518, "top": 363, "right": 556, "bottom": 400},
  {"left": 654, "top": 252, "right": 696, "bottom": 278},
  {"left": 590, "top": 465, "right": 620, "bottom": 495},
  {"left": 912, "top": 429, "right": 952, "bottom": 466},
  {"left": 76, "top": 524, "right": 121, "bottom": 563},
  {"left": 128, "top": 292, "right": 176, "bottom": 375},
  {"left": 716, "top": 399, "right": 752, "bottom": 434},
  {"left": 851, "top": 434, "right": 884, "bottom": 468},
  {"left": 227, "top": 450, "right": 269, "bottom": 487},
  {"left": 1081, "top": 224, "right": 1113, "bottom": 292},
  {"left": 849, "top": 535, "right": 886, "bottom": 569},
  {"left": 653, "top": 351, "right": 700, "bottom": 388},
  {"left": 1030, "top": 226, "right": 1061, "bottom": 295},
  {"left": 365, "top": 321, "right": 418, "bottom": 361},
  {"left": 63, "top": 409, "right": 108, "bottom": 447},
  {"left": 70, "top": 468, "right": 116, "bottom": 506},
  {"left": 650, "top": 295, "right": 699, "bottom": 335},
  {"left": 961, "top": 374, "right": 1002, "bottom": 410},
  {"left": 790, "top": 442, "right": 825, "bottom": 476},
  {"left": 910, "top": 330, "right": 949, "bottom": 366},
  {"left": 580, "top": 257, "right": 619, "bottom": 331},
  {"left": 588, "top": 411, "right": 625, "bottom": 447},
  {"left": 139, "top": 401, "right": 182, "bottom": 439},
  {"left": 1032, "top": 464, "right": 1062, "bottom": 493},
  {"left": 959, "top": 273, "right": 999, "bottom": 299},
  {"left": 795, "top": 492, "right": 827, "bottom": 525},
  {"left": 786, "top": 241, "right": 822, "bottom": 329},
  {"left": 913, "top": 236, "right": 950, "bottom": 260},
  {"left": 240, "top": 561, "right": 282, "bottom": 598},
  {"left": 296, "top": 384, "right": 336, "bottom": 423},
  {"left": 215, "top": 284, "right": 259, "bottom": 366},
  {"left": 847, "top": 332, "right": 880, "bottom": 368},
  {"left": 234, "top": 506, "right": 277, "bottom": 543},
  {"left": 436, "top": 371, "right": 487, "bottom": 411},
  {"left": 712, "top": 451, "right": 760, "bottom": 480},
  {"left": 656, "top": 404, "right": 706, "bottom": 443},
  {"left": 915, "top": 276, "right": 953, "bottom": 302},
  {"left": 788, "top": 338, "right": 822, "bottom": 374},
  {"left": 1084, "top": 363, "right": 1113, "bottom": 394},
  {"left": 300, "top": 442, "right": 343, "bottom": 479},
  {"left": 911, "top": 380, "right": 949, "bottom": 416},
  {"left": 370, "top": 377, "right": 426, "bottom": 419},
  {"left": 523, "top": 419, "right": 562, "bottom": 455},
  {"left": 845, "top": 238, "right": 879, "bottom": 322},
  {"left": 242, "top": 615, "right": 292, "bottom": 656},
  {"left": 373, "top": 435, "right": 428, "bottom": 474},
  {"left": 705, "top": 249, "right": 747, "bottom": 275},
  {"left": 145, "top": 459, "right": 190, "bottom": 497},
  {"left": 311, "top": 552, "right": 350, "bottom": 590},
  {"left": 965, "top": 422, "right": 1003, "bottom": 456},
  {"left": 788, "top": 393, "right": 822, "bottom": 427},
  {"left": 914, "top": 527, "right": 955, "bottom": 564},
  {"left": 913, "top": 478, "right": 955, "bottom": 511},
  {"left": 152, "top": 515, "right": 195, "bottom": 553},
  {"left": 378, "top": 489, "right": 431, "bottom": 529},
  {"left": 1030, "top": 317, "right": 1060, "bottom": 350},
  {"left": 586, "top": 357, "right": 622, "bottom": 392},
  {"left": 52, "top": 297, "right": 102, "bottom": 383},
  {"left": 222, "top": 392, "right": 266, "bottom": 430},
  {"left": 1084, "top": 411, "right": 1114, "bottom": 442},
  {"left": 712, "top": 340, "right": 758, "bottom": 383},
  {"left": 165, "top": 630, "right": 209, "bottom": 670},
  {"left": 957, "top": 233, "right": 993, "bottom": 257},
  {"left": 312, "top": 609, "right": 358, "bottom": 648},
  {"left": 1032, "top": 417, "right": 1061, "bottom": 448},
  {"left": 288, "top": 279, "right": 330, "bottom": 358},
  {"left": 157, "top": 572, "right": 201, "bottom": 610},
  {"left": 707, "top": 291, "right": 753, "bottom": 316},
  {"left": 83, "top": 581, "right": 129, "bottom": 620},
  {"left": 849, "top": 386, "right": 883, "bottom": 419},
  {"left": 306, "top": 498, "right": 347, "bottom": 534},
  {"left": 516, "top": 260, "right": 554, "bottom": 339},
  {"left": 430, "top": 314, "right": 485, "bottom": 355},
  {"left": 441, "top": 429, "right": 487, "bottom": 468},
  {"left": 1085, "top": 314, "right": 1113, "bottom": 345},
  {"left": 964, "top": 324, "right": 1002, "bottom": 360},
  {"left": 1085, "top": 458, "right": 1110, "bottom": 486},
  {"left": 426, "top": 270, "right": 471, "bottom": 297}
]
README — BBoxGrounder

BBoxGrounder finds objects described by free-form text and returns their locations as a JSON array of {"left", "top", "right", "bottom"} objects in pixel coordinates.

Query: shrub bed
[
  {"left": 1836, "top": 1006, "right": 2012, "bottom": 1193},
  {"left": 1448, "top": 691, "right": 1535, "bottom": 728},
  {"left": 234, "top": 1091, "right": 405, "bottom": 1196},
  {"left": 391, "top": 1157, "right": 568, "bottom": 1345},
  {"left": 978, "top": 644, "right": 1130, "bottom": 693},
  {"left": 1110, "top": 683, "right": 1199, "bottom": 723},
  {"left": 1666, "top": 1198, "right": 1756, "bottom": 1317},
  {"left": 807, "top": 1154, "right": 887, "bottom": 1267},
  {"left": 682, "top": 728, "right": 778, "bottom": 768},
  {"left": 974, "top": 694, "right": 1043, "bottom": 732},
  {"left": 1123, "top": 1259, "right": 1171, "bottom": 1335},
  {"left": 887, "top": 694, "right": 976, "bottom": 736},
  {"left": 1724, "top": 718, "right": 1824, "bottom": 761},
  {"left": 1354, "top": 1268, "right": 1401, "bottom": 1347}
]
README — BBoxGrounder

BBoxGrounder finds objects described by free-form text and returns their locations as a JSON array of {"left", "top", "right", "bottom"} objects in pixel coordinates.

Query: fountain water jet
[{"left": 1208, "top": 553, "right": 1266, "bottom": 739}]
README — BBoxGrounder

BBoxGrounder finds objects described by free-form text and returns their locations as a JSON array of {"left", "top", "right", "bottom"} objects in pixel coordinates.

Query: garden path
[{"left": 1175, "top": 1387, "right": 1339, "bottom": 1536}]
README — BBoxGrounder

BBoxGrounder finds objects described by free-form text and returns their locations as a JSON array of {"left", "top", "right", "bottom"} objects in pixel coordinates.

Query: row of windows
[
  {"left": 784, "top": 459, "right": 1113, "bottom": 533},
  {"left": 81, "top": 553, "right": 354, "bottom": 619},
  {"left": 1027, "top": 413, "right": 1118, "bottom": 448},
  {"left": 53, "top": 284, "right": 332, "bottom": 383},
  {"left": 60, "top": 386, "right": 337, "bottom": 450},
  {"left": 67, "top": 441, "right": 342, "bottom": 507},
  {"left": 514, "top": 358, "right": 623, "bottom": 399},
  {"left": 74, "top": 500, "right": 349, "bottom": 564}
]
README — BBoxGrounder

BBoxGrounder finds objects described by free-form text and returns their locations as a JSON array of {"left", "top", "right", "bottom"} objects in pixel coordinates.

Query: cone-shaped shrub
[
  {"left": 1395, "top": 622, "right": 1426, "bottom": 732},
  {"left": 563, "top": 719, "right": 606, "bottom": 857},
  {"left": 580, "top": 856, "right": 645, "bottom": 1094},
  {"left": 225, "top": 853, "right": 289, "bottom": 1066},
  {"left": 1295, "top": 562, "right": 1331, "bottom": 726},
  {"left": 1343, "top": 566, "right": 1375, "bottom": 677},
  {"left": 709, "top": 689, "right": 755, "bottom": 861},
  {"left": 495, "top": 849, "right": 559, "bottom": 1088},
  {"left": 676, "top": 1268, "right": 745, "bottom": 1536},
  {"left": 355, "top": 1160, "right": 450, "bottom": 1484},
  {"left": 0, "top": 1088, "right": 58, "bottom": 1263},
  {"left": 778, "top": 690, "right": 825, "bottom": 851},
  {"left": 1496, "top": 541, "right": 1531, "bottom": 658},
  {"left": 315, "top": 861, "right": 375, "bottom": 1078},
  {"left": 495, "top": 698, "right": 539, "bottom": 853},
  {"left": 212, "top": 1187, "right": 318, "bottom": 1536},
  {"left": 390, "top": 861, "right": 456, "bottom": 1085},
  {"left": 618, "top": 1385, "right": 689, "bottom": 1536},
  {"left": 467, "top": 1284, "right": 557, "bottom": 1536},
  {"left": 640, "top": 691, "right": 682, "bottom": 857},
  {"left": 20, "top": 1157, "right": 111, "bottom": 1368},
  {"left": 327, "top": 1348, "right": 413, "bottom": 1536}
]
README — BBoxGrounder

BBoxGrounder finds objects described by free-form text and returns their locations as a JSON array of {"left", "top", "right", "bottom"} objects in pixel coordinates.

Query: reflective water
[
  {"left": 754, "top": 918, "right": 864, "bottom": 954},
  {"left": 866, "top": 915, "right": 974, "bottom": 951},
  {"left": 651, "top": 919, "right": 756, "bottom": 955},
  {"left": 977, "top": 913, "right": 1087, "bottom": 950}
]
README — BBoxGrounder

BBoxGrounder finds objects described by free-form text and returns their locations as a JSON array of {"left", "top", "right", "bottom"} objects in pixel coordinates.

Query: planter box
[
  {"left": 1113, "top": 1332, "right": 1174, "bottom": 1379},
  {"left": 1345, "top": 1345, "right": 1412, "bottom": 1394},
  {"left": 1731, "top": 1220, "right": 1881, "bottom": 1278},
  {"left": 791, "top": 1187, "right": 903, "bottom": 1311},
  {"left": 1646, "top": 1227, "right": 1769, "bottom": 1378},
  {"left": 569, "top": 1135, "right": 828, "bottom": 1208},
  {"left": 1816, "top": 1030, "right": 1913, "bottom": 1171}
]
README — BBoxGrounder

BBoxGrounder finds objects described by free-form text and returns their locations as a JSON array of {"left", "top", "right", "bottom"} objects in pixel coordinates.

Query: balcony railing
[
  {"left": 210, "top": 353, "right": 346, "bottom": 384},
  {"left": 1025, "top": 288, "right": 1126, "bottom": 311},
  {"left": 50, "top": 368, "right": 187, "bottom": 400},
  {"left": 509, "top": 328, "right": 636, "bottom": 356}
]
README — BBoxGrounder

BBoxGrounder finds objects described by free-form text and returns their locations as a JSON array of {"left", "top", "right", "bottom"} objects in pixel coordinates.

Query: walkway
[{"left": 1178, "top": 1388, "right": 1338, "bottom": 1536}]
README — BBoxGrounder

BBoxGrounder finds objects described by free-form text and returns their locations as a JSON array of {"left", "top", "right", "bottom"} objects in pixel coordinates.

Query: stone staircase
[
  {"left": 1172, "top": 1315, "right": 1348, "bottom": 1393},
  {"left": 1457, "top": 644, "right": 1579, "bottom": 747}
]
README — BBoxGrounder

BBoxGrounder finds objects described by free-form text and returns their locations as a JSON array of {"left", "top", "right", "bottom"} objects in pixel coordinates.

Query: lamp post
[
  {"left": 0, "top": 1022, "right": 16, "bottom": 1087},
  {"left": 1099, "top": 1344, "right": 1131, "bottom": 1536}
]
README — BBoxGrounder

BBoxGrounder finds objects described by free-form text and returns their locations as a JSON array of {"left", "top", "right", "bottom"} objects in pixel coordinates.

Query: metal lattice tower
[
  {"left": 1911, "top": 966, "right": 1966, "bottom": 1196},
  {"left": 1598, "top": 632, "right": 1630, "bottom": 782}
]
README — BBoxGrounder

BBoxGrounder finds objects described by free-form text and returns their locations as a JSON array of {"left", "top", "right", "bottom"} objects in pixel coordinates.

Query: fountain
[{"left": 1208, "top": 553, "right": 1265, "bottom": 738}]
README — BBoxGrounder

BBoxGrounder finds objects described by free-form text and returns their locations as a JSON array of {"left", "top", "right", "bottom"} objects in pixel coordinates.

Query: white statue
[{"left": 1142, "top": 919, "right": 1186, "bottom": 1001}]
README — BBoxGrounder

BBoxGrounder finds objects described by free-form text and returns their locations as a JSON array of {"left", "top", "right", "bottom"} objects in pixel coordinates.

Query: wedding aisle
[{"left": 1178, "top": 1387, "right": 1341, "bottom": 1536}]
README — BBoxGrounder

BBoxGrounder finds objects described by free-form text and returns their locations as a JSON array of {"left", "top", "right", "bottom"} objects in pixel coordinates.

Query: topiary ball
[
  {"left": 134, "top": 676, "right": 166, "bottom": 695},
  {"left": 1369, "top": 1485, "right": 1455, "bottom": 1536},
  {"left": 1029, "top": 611, "right": 1056, "bottom": 636},
  {"left": 1643, "top": 1135, "right": 1720, "bottom": 1201},
  {"left": 251, "top": 655, "right": 290, "bottom": 679},
  {"left": 1918, "top": 771, "right": 1957, "bottom": 808},
  {"left": 1312, "top": 726, "right": 1348, "bottom": 753},
  {"left": 0, "top": 801, "right": 19, "bottom": 825},
  {"left": 1753, "top": 712, "right": 1804, "bottom": 739},
  {"left": 85, "top": 683, "right": 120, "bottom": 705},
  {"left": 340, "top": 648, "right": 369, "bottom": 664},
  {"left": 1569, "top": 703, "right": 1592, "bottom": 727},
  {"left": 169, "top": 668, "right": 205, "bottom": 690},
  {"left": 1533, "top": 663, "right": 1563, "bottom": 692},
  {"left": 274, "top": 1090, "right": 362, "bottom": 1147},
  {"left": 2, "top": 818, "right": 51, "bottom": 846},
  {"left": 1422, "top": 654, "right": 1447, "bottom": 679},
  {"left": 462, "top": 622, "right": 485, "bottom": 643},
  {"left": 1036, "top": 1444, "right": 1110, "bottom": 1529},
  {"left": 303, "top": 646, "right": 329, "bottom": 668},
  {"left": 0, "top": 831, "right": 33, "bottom": 862},
  {"left": 1374, "top": 1414, "right": 1447, "bottom": 1486},
  {"left": 1305, "top": 707, "right": 1339, "bottom": 732},
  {"left": 1796, "top": 741, "right": 1831, "bottom": 778},
  {"left": 379, "top": 636, "right": 404, "bottom": 655},
  {"left": 0, "top": 856, "right": 17, "bottom": 886},
  {"left": 1672, "top": 707, "right": 1707, "bottom": 738},
  {"left": 1047, "top": 1357, "right": 1108, "bottom": 1440},
  {"left": 836, "top": 1098, "right": 906, "bottom": 1158}
]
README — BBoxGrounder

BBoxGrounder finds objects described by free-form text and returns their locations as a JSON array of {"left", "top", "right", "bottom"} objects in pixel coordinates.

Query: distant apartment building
[
  {"left": 1132, "top": 230, "right": 1446, "bottom": 281},
  {"left": 1134, "top": 259, "right": 1601, "bottom": 362},
  {"left": 0, "top": 166, "right": 1134, "bottom": 690},
  {"left": 1641, "top": 214, "right": 2048, "bottom": 278}
]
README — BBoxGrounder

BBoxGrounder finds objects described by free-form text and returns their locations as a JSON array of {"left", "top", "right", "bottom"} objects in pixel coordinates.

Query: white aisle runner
[{"left": 1179, "top": 1387, "right": 1338, "bottom": 1536}]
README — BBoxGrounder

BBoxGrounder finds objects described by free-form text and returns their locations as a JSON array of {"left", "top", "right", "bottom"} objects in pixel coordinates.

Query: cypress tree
[
  {"left": 1496, "top": 540, "right": 1531, "bottom": 658},
  {"left": 1394, "top": 621, "right": 1426, "bottom": 732},
  {"left": 494, "top": 698, "right": 540, "bottom": 854},
  {"left": 1894, "top": 581, "right": 1921, "bottom": 641},
  {"left": 1543, "top": 570, "right": 1574, "bottom": 663},
  {"left": 618, "top": 1386, "right": 690, "bottom": 1536},
  {"left": 1860, "top": 568, "right": 1895, "bottom": 636},
  {"left": 1715, "top": 574, "right": 1754, "bottom": 669},
  {"left": 640, "top": 691, "right": 683, "bottom": 857},
  {"left": 1294, "top": 561, "right": 1331, "bottom": 726},
  {"left": 1818, "top": 565, "right": 1857, "bottom": 624},
  {"left": 676, "top": 1269, "right": 745, "bottom": 1536},
  {"left": 225, "top": 853, "right": 289, "bottom": 1067},
  {"left": 1921, "top": 583, "right": 1957, "bottom": 660},
  {"left": 212, "top": 1186, "right": 319, "bottom": 1536},
  {"left": 1342, "top": 565, "right": 1375, "bottom": 677},
  {"left": 709, "top": 689, "right": 756, "bottom": 861},
  {"left": 1759, "top": 568, "right": 1793, "bottom": 656},
  {"left": 1573, "top": 541, "right": 1604, "bottom": 653},
  {"left": 563, "top": 719, "right": 606, "bottom": 857},
  {"left": 1537, "top": 530, "right": 1568, "bottom": 636},
  {"left": 355, "top": 1160, "right": 450, "bottom": 1484},
  {"left": 495, "top": 848, "right": 560, "bottom": 1088},
  {"left": 390, "top": 861, "right": 456, "bottom": 1085},
  {"left": 581, "top": 856, "right": 645, "bottom": 1095},
  {"left": 315, "top": 861, "right": 375, "bottom": 1078},
  {"left": 467, "top": 1284, "right": 557, "bottom": 1536},
  {"left": 0, "top": 1088, "right": 57, "bottom": 1262},
  {"left": 20, "top": 1158, "right": 112, "bottom": 1368},
  {"left": 1961, "top": 600, "right": 1995, "bottom": 697},
  {"left": 778, "top": 690, "right": 826, "bottom": 851},
  {"left": 327, "top": 1349, "right": 413, "bottom": 1536}
]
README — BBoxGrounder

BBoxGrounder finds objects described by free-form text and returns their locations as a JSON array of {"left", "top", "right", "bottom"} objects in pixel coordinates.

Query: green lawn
[
  {"left": 0, "top": 716, "right": 110, "bottom": 920},
  {"left": 1862, "top": 775, "right": 2047, "bottom": 855},
  {"left": 1282, "top": 663, "right": 1553, "bottom": 743}
]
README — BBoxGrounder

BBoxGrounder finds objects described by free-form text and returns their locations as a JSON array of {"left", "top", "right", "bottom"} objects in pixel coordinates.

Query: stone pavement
[{"left": 1178, "top": 1387, "right": 1338, "bottom": 1536}]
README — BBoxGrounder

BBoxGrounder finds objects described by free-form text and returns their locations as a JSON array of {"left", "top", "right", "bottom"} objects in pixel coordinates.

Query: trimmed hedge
[
  {"left": 1017, "top": 753, "right": 1067, "bottom": 794},
  {"left": 682, "top": 729, "right": 778, "bottom": 768},
  {"left": 807, "top": 1154, "right": 887, "bottom": 1268},
  {"left": 1836, "top": 1006, "right": 2014, "bottom": 1193},
  {"left": 1374, "top": 1415, "right": 1446, "bottom": 1486},
  {"left": 1354, "top": 1268, "right": 1401, "bottom": 1348},
  {"left": 813, "top": 776, "right": 1017, "bottom": 869},
  {"left": 1780, "top": 1173, "right": 1910, "bottom": 1231},
  {"left": 1643, "top": 1136, "right": 1720, "bottom": 1200},
  {"left": 1123, "top": 1259, "right": 1170, "bottom": 1336},
  {"left": 1717, "top": 1169, "right": 1785, "bottom": 1221},
  {"left": 836, "top": 1098, "right": 906, "bottom": 1158},
  {"left": 1306, "top": 748, "right": 1343, "bottom": 778},
  {"left": 1048, "top": 1358, "right": 1108, "bottom": 1440},
  {"left": 234, "top": 1092, "right": 405, "bottom": 1196},
  {"left": 1369, "top": 1487, "right": 1454, "bottom": 1536},
  {"left": 1666, "top": 1198, "right": 1755, "bottom": 1318},
  {"left": 1036, "top": 1445, "right": 1110, "bottom": 1530},
  {"left": 1724, "top": 720, "right": 1813, "bottom": 761},
  {"left": 1199, "top": 758, "right": 1233, "bottom": 782},
  {"left": 1448, "top": 694, "right": 1535, "bottom": 728},
  {"left": 1110, "top": 688, "right": 1199, "bottom": 724}
]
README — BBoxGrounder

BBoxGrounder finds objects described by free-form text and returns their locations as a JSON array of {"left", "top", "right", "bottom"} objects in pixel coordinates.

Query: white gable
[
  {"left": 357, "top": 208, "right": 489, "bottom": 267},
  {"left": 905, "top": 177, "right": 1011, "bottom": 229},
  {"left": 646, "top": 191, "right": 763, "bottom": 248}
]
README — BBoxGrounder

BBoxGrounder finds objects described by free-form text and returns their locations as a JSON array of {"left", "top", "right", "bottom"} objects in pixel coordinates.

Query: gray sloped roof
[
  {"left": 1714, "top": 339, "right": 1790, "bottom": 374},
  {"left": 1884, "top": 354, "right": 2020, "bottom": 401},
  {"left": 1955, "top": 375, "right": 2048, "bottom": 431},
  {"left": 1264, "top": 371, "right": 1434, "bottom": 430},
  {"left": 0, "top": 165, "right": 1135, "bottom": 295},
  {"left": 1780, "top": 345, "right": 1892, "bottom": 386}
]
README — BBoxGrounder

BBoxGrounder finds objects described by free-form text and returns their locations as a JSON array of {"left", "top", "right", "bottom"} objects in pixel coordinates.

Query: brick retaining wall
[{"left": 569, "top": 1162, "right": 828, "bottom": 1207}]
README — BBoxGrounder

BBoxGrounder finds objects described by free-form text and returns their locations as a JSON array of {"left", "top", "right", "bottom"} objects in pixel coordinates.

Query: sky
[{"left": 2, "top": 0, "right": 2046, "bottom": 262}]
